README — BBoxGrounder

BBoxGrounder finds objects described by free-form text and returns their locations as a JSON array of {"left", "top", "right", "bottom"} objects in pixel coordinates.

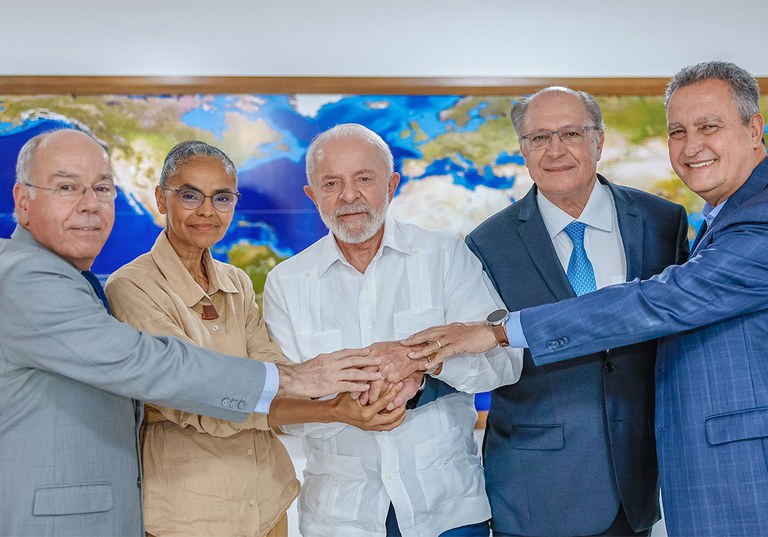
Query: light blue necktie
[{"left": 563, "top": 221, "right": 597, "bottom": 296}]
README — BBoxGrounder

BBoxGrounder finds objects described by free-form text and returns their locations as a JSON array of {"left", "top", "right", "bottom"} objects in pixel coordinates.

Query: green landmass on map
[{"left": 227, "top": 242, "right": 288, "bottom": 308}]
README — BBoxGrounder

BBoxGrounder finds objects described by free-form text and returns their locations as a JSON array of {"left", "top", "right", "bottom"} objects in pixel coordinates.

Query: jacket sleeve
[
  {"left": 2, "top": 256, "right": 267, "bottom": 422},
  {"left": 105, "top": 274, "right": 280, "bottom": 435},
  {"left": 522, "top": 204, "right": 768, "bottom": 364}
]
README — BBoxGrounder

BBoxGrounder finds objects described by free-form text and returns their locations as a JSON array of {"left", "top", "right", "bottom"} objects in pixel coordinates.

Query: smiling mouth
[{"left": 688, "top": 159, "right": 715, "bottom": 169}]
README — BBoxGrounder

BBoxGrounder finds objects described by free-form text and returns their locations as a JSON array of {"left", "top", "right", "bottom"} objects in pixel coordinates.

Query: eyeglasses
[
  {"left": 520, "top": 125, "right": 601, "bottom": 151},
  {"left": 23, "top": 181, "right": 118, "bottom": 201},
  {"left": 162, "top": 187, "right": 240, "bottom": 212}
]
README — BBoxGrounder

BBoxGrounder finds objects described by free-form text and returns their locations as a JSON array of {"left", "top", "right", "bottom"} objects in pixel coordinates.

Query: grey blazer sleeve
[{"left": 1, "top": 247, "right": 267, "bottom": 421}]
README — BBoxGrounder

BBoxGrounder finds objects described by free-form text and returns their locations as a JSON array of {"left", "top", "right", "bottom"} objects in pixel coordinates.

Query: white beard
[{"left": 320, "top": 201, "right": 388, "bottom": 244}]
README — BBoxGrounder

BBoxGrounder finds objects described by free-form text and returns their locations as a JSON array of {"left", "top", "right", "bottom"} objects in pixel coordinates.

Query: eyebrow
[
  {"left": 52, "top": 171, "right": 115, "bottom": 182},
  {"left": 177, "top": 182, "right": 237, "bottom": 194},
  {"left": 667, "top": 115, "right": 724, "bottom": 130},
  {"left": 693, "top": 115, "right": 723, "bottom": 126}
]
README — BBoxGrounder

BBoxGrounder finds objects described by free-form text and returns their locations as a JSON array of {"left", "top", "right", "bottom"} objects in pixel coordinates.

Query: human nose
[
  {"left": 339, "top": 182, "right": 361, "bottom": 203},
  {"left": 76, "top": 185, "right": 102, "bottom": 211},
  {"left": 681, "top": 131, "right": 705, "bottom": 157},
  {"left": 544, "top": 132, "right": 567, "bottom": 156},
  {"left": 196, "top": 196, "right": 216, "bottom": 216}
]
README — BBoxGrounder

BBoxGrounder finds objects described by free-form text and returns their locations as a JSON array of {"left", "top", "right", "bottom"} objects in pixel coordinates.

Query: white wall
[{"left": 2, "top": 0, "right": 767, "bottom": 77}]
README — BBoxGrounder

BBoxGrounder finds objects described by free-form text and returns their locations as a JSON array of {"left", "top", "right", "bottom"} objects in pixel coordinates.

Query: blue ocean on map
[
  {"left": 0, "top": 95, "right": 516, "bottom": 280},
  {"left": 1, "top": 93, "right": 513, "bottom": 411}
]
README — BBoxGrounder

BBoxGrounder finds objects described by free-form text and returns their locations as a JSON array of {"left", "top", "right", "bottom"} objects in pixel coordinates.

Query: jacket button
[
  {"left": 137, "top": 477, "right": 142, "bottom": 488},
  {"left": 605, "top": 362, "right": 615, "bottom": 372},
  {"left": 238, "top": 401, "right": 247, "bottom": 410},
  {"left": 222, "top": 398, "right": 231, "bottom": 407}
]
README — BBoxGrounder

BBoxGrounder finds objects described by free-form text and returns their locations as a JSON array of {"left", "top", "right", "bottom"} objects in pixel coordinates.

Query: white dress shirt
[
  {"left": 537, "top": 180, "right": 626, "bottom": 288},
  {"left": 505, "top": 180, "right": 629, "bottom": 347},
  {"left": 263, "top": 216, "right": 522, "bottom": 537}
]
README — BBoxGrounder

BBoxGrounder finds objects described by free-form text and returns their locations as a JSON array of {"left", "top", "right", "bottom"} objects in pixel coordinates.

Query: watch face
[{"left": 487, "top": 309, "right": 508, "bottom": 324}]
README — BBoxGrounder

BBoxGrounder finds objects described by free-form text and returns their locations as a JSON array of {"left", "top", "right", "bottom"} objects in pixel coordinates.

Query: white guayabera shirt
[{"left": 264, "top": 216, "right": 522, "bottom": 537}]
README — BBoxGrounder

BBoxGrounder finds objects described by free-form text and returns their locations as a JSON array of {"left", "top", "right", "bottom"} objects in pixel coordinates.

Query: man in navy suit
[
  {"left": 464, "top": 87, "right": 688, "bottom": 537},
  {"left": 405, "top": 62, "right": 768, "bottom": 537}
]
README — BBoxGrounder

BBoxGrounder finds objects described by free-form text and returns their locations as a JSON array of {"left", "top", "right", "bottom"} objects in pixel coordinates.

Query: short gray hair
[
  {"left": 16, "top": 130, "right": 62, "bottom": 189},
  {"left": 305, "top": 123, "right": 393, "bottom": 184},
  {"left": 160, "top": 140, "right": 237, "bottom": 187},
  {"left": 664, "top": 61, "right": 760, "bottom": 125},
  {"left": 510, "top": 86, "right": 605, "bottom": 139},
  {"left": 13, "top": 129, "right": 105, "bottom": 220}
]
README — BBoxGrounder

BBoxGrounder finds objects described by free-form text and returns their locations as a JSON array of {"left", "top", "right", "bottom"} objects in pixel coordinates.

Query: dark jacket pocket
[
  {"left": 33, "top": 482, "right": 114, "bottom": 515},
  {"left": 506, "top": 424, "right": 564, "bottom": 450},
  {"left": 705, "top": 407, "right": 768, "bottom": 446}
]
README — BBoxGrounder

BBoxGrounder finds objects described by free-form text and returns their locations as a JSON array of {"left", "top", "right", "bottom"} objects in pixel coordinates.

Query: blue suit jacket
[
  {"left": 466, "top": 177, "right": 688, "bottom": 536},
  {"left": 521, "top": 158, "right": 768, "bottom": 536}
]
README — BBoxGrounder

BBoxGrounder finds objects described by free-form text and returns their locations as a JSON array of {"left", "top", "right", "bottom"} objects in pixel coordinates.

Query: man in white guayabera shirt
[{"left": 263, "top": 123, "right": 522, "bottom": 537}]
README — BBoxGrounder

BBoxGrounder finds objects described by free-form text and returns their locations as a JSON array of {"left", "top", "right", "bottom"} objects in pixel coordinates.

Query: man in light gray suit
[{"left": 0, "top": 128, "right": 382, "bottom": 537}]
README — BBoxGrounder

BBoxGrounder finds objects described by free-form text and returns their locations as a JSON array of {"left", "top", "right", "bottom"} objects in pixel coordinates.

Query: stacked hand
[
  {"left": 276, "top": 348, "right": 382, "bottom": 399},
  {"left": 353, "top": 340, "right": 431, "bottom": 409},
  {"left": 402, "top": 321, "right": 497, "bottom": 365}
]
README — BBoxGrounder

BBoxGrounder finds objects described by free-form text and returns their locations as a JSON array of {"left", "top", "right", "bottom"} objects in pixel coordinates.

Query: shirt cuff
[
  {"left": 505, "top": 311, "right": 529, "bottom": 348},
  {"left": 253, "top": 362, "right": 279, "bottom": 413}
]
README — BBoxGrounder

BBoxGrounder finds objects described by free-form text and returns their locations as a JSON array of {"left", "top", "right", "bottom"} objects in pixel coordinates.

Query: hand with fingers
[
  {"left": 329, "top": 382, "right": 407, "bottom": 431},
  {"left": 276, "top": 347, "right": 382, "bottom": 399},
  {"left": 401, "top": 321, "right": 498, "bottom": 366},
  {"left": 366, "top": 340, "right": 431, "bottom": 384}
]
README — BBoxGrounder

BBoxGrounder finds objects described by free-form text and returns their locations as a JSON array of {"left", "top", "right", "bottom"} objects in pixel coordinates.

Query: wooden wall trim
[{"left": 0, "top": 76, "right": 703, "bottom": 96}]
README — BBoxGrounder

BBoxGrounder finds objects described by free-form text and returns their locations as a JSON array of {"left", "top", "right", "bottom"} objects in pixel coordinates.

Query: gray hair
[
  {"left": 13, "top": 129, "right": 105, "bottom": 220},
  {"left": 160, "top": 140, "right": 237, "bottom": 187},
  {"left": 305, "top": 123, "right": 394, "bottom": 184},
  {"left": 510, "top": 86, "right": 605, "bottom": 139},
  {"left": 664, "top": 61, "right": 760, "bottom": 125}
]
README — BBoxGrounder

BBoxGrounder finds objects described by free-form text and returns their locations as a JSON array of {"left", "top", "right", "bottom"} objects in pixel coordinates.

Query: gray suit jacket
[
  {"left": 466, "top": 177, "right": 689, "bottom": 536},
  {"left": 0, "top": 226, "right": 269, "bottom": 537}
]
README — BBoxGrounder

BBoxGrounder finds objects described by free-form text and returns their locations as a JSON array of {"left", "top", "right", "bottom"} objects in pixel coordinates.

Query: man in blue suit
[
  {"left": 405, "top": 61, "right": 768, "bottom": 536},
  {"left": 465, "top": 86, "right": 689, "bottom": 537}
]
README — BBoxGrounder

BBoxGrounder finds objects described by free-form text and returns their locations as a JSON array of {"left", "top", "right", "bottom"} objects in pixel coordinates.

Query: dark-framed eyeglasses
[
  {"left": 162, "top": 187, "right": 240, "bottom": 212},
  {"left": 520, "top": 125, "right": 601, "bottom": 151},
  {"left": 23, "top": 181, "right": 118, "bottom": 201}
]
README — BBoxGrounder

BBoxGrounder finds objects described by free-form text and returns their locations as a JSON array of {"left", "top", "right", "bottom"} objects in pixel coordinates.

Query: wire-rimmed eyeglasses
[
  {"left": 23, "top": 181, "right": 118, "bottom": 201},
  {"left": 161, "top": 187, "right": 240, "bottom": 212},
  {"left": 520, "top": 125, "right": 601, "bottom": 151}
]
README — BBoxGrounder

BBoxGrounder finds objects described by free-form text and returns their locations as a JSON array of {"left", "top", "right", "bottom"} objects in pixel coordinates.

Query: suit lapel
[
  {"left": 691, "top": 157, "right": 768, "bottom": 256},
  {"left": 607, "top": 179, "right": 643, "bottom": 281},
  {"left": 517, "top": 188, "right": 576, "bottom": 301}
]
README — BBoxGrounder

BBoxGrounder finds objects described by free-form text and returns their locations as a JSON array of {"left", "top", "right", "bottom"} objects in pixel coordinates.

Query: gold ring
[
  {"left": 427, "top": 352, "right": 437, "bottom": 363},
  {"left": 436, "top": 340, "right": 443, "bottom": 349}
]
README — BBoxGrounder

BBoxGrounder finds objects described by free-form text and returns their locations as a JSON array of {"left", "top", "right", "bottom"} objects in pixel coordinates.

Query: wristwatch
[{"left": 486, "top": 309, "right": 510, "bottom": 347}]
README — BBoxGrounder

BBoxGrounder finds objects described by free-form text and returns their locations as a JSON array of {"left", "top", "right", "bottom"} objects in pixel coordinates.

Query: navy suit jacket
[
  {"left": 466, "top": 176, "right": 688, "bottom": 536},
  {"left": 521, "top": 158, "right": 768, "bottom": 536}
]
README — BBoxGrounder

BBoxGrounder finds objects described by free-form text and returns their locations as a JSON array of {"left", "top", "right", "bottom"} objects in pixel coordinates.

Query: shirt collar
[
  {"left": 150, "top": 231, "right": 239, "bottom": 307},
  {"left": 316, "top": 215, "right": 411, "bottom": 278},
  {"left": 536, "top": 179, "right": 615, "bottom": 238},
  {"left": 701, "top": 201, "right": 726, "bottom": 227}
]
